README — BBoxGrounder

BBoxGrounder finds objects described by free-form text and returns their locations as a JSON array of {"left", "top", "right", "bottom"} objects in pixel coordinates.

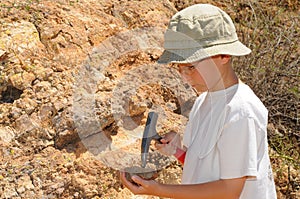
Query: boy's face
[{"left": 176, "top": 55, "right": 225, "bottom": 92}]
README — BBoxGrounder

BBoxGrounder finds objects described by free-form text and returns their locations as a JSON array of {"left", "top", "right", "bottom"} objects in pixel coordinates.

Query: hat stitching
[{"left": 171, "top": 13, "right": 225, "bottom": 23}]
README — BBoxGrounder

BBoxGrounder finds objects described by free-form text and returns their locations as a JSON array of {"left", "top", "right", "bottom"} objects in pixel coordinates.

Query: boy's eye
[
  {"left": 178, "top": 65, "right": 196, "bottom": 75},
  {"left": 169, "top": 64, "right": 197, "bottom": 75}
]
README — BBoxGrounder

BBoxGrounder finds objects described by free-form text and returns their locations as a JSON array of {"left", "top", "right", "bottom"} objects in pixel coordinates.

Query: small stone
[
  {"left": 9, "top": 72, "right": 35, "bottom": 90},
  {"left": 0, "top": 126, "right": 15, "bottom": 143},
  {"left": 3, "top": 184, "right": 19, "bottom": 198},
  {"left": 15, "top": 97, "right": 38, "bottom": 115},
  {"left": 14, "top": 114, "right": 36, "bottom": 133}
]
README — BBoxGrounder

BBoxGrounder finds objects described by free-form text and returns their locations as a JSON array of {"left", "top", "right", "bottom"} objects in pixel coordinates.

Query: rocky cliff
[
  {"left": 0, "top": 0, "right": 299, "bottom": 198},
  {"left": 0, "top": 0, "right": 194, "bottom": 198}
]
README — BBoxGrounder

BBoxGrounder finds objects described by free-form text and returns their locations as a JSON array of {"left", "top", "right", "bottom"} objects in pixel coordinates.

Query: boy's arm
[
  {"left": 120, "top": 172, "right": 246, "bottom": 199},
  {"left": 157, "top": 177, "right": 246, "bottom": 199}
]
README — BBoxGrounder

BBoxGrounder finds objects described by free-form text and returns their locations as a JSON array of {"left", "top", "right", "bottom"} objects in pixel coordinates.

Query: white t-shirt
[{"left": 182, "top": 83, "right": 277, "bottom": 199}]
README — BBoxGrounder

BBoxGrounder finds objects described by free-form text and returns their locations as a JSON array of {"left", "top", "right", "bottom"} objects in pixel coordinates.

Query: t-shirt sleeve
[{"left": 217, "top": 117, "right": 258, "bottom": 179}]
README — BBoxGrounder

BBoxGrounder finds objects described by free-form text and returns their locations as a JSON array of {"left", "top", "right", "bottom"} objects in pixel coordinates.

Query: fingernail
[{"left": 132, "top": 175, "right": 138, "bottom": 181}]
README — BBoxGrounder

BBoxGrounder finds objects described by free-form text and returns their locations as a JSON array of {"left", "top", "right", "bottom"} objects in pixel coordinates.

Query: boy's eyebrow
[{"left": 177, "top": 63, "right": 195, "bottom": 67}]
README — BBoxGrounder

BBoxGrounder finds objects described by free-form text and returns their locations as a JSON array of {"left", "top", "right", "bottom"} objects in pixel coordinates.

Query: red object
[{"left": 174, "top": 148, "right": 186, "bottom": 165}]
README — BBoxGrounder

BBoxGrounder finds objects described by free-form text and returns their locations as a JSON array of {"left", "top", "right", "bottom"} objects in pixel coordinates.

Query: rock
[
  {"left": 52, "top": 106, "right": 79, "bottom": 149},
  {"left": 124, "top": 165, "right": 159, "bottom": 183},
  {"left": 3, "top": 184, "right": 19, "bottom": 198},
  {"left": 55, "top": 129, "right": 78, "bottom": 149},
  {"left": 14, "top": 114, "right": 36, "bottom": 133},
  {"left": 0, "top": 104, "right": 11, "bottom": 124},
  {"left": 71, "top": 172, "right": 99, "bottom": 197},
  {"left": 9, "top": 72, "right": 35, "bottom": 90},
  {"left": 0, "top": 126, "right": 15, "bottom": 143},
  {"left": 16, "top": 174, "right": 35, "bottom": 193},
  {"left": 0, "top": 1, "right": 199, "bottom": 198},
  {"left": 1, "top": 1, "right": 192, "bottom": 198},
  {"left": 0, "top": 49, "right": 6, "bottom": 57},
  {"left": 33, "top": 81, "right": 52, "bottom": 93},
  {"left": 0, "top": 20, "right": 43, "bottom": 55},
  {"left": 15, "top": 97, "right": 38, "bottom": 115},
  {"left": 38, "top": 104, "right": 56, "bottom": 121},
  {"left": 33, "top": 66, "right": 54, "bottom": 81}
]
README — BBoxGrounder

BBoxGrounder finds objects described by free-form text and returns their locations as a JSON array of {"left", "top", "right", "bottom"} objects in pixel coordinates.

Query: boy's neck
[{"left": 208, "top": 64, "right": 239, "bottom": 92}]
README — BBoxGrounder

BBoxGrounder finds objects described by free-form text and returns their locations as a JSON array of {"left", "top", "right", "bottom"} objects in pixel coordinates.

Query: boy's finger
[
  {"left": 119, "top": 171, "right": 127, "bottom": 184},
  {"left": 132, "top": 175, "right": 142, "bottom": 183},
  {"left": 132, "top": 175, "right": 146, "bottom": 187},
  {"left": 120, "top": 172, "right": 142, "bottom": 194},
  {"left": 158, "top": 138, "right": 167, "bottom": 143},
  {"left": 154, "top": 142, "right": 163, "bottom": 149}
]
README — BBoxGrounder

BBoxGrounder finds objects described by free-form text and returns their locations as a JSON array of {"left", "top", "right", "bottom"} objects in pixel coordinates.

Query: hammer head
[{"left": 141, "top": 111, "right": 162, "bottom": 168}]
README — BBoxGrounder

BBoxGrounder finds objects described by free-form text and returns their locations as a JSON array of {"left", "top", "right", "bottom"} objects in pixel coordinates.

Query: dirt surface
[{"left": 0, "top": 0, "right": 299, "bottom": 198}]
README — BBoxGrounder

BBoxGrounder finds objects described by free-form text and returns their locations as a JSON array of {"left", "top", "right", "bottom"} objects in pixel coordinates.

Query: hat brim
[{"left": 157, "top": 40, "right": 251, "bottom": 64}]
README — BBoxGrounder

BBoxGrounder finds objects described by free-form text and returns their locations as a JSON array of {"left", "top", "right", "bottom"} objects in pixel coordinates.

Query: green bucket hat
[{"left": 158, "top": 4, "right": 251, "bottom": 64}]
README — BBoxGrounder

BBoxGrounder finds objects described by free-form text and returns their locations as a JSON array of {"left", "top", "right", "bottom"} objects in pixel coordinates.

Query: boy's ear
[{"left": 220, "top": 55, "right": 231, "bottom": 64}]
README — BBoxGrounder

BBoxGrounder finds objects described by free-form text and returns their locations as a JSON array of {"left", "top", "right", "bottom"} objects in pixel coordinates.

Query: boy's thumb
[
  {"left": 160, "top": 138, "right": 168, "bottom": 144},
  {"left": 131, "top": 175, "right": 144, "bottom": 185}
]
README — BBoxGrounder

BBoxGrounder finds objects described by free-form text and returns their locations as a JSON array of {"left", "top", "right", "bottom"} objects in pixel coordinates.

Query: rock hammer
[{"left": 141, "top": 111, "right": 163, "bottom": 168}]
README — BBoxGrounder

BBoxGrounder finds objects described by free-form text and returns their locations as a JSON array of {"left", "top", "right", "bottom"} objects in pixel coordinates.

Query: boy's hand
[
  {"left": 119, "top": 171, "right": 159, "bottom": 196},
  {"left": 155, "top": 131, "right": 181, "bottom": 156}
]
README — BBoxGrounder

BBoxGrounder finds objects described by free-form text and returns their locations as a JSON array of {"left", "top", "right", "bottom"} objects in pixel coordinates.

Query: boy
[{"left": 120, "top": 4, "right": 277, "bottom": 199}]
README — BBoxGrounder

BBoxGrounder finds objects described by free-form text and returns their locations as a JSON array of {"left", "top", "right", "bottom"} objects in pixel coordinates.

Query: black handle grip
[{"left": 153, "top": 134, "right": 163, "bottom": 144}]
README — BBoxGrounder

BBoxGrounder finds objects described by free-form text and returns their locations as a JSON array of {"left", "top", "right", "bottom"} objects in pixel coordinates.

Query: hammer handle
[{"left": 153, "top": 134, "right": 163, "bottom": 143}]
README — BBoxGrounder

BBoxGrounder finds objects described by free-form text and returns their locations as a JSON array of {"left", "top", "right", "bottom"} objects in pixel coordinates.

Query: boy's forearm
[{"left": 155, "top": 177, "right": 246, "bottom": 199}]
